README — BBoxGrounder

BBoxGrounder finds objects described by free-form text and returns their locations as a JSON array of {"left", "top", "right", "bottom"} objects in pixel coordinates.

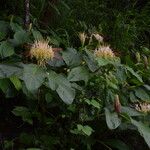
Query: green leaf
[
  {"left": 23, "top": 64, "right": 45, "bottom": 91},
  {"left": 14, "top": 30, "right": 30, "bottom": 45},
  {"left": 105, "top": 139, "right": 130, "bottom": 150},
  {"left": 62, "top": 48, "right": 82, "bottom": 67},
  {"left": 77, "top": 124, "right": 94, "bottom": 136},
  {"left": 97, "top": 58, "right": 110, "bottom": 66},
  {"left": 10, "top": 22, "right": 23, "bottom": 32},
  {"left": 46, "top": 71, "right": 58, "bottom": 90},
  {"left": 82, "top": 125, "right": 94, "bottom": 136},
  {"left": 105, "top": 108, "right": 121, "bottom": 129},
  {"left": 121, "top": 106, "right": 143, "bottom": 116},
  {"left": 0, "top": 21, "right": 9, "bottom": 33},
  {"left": 56, "top": 84, "right": 75, "bottom": 104},
  {"left": 12, "top": 106, "right": 33, "bottom": 124},
  {"left": 0, "top": 79, "right": 11, "bottom": 93},
  {"left": 46, "top": 71, "right": 75, "bottom": 104},
  {"left": 0, "top": 64, "right": 22, "bottom": 79},
  {"left": 10, "top": 76, "right": 22, "bottom": 91},
  {"left": 83, "top": 50, "right": 99, "bottom": 72},
  {"left": 134, "top": 88, "right": 150, "bottom": 101},
  {"left": 45, "top": 93, "right": 53, "bottom": 103},
  {"left": 126, "top": 66, "right": 143, "bottom": 83},
  {"left": 0, "top": 32, "right": 6, "bottom": 41},
  {"left": 32, "top": 29, "right": 43, "bottom": 40},
  {"left": 90, "top": 99, "right": 101, "bottom": 109},
  {"left": 68, "top": 66, "right": 90, "bottom": 84},
  {"left": 0, "top": 41, "right": 14, "bottom": 58},
  {"left": 131, "top": 119, "right": 150, "bottom": 148}
]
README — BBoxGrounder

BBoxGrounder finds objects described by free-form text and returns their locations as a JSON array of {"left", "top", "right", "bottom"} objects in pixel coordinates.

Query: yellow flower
[
  {"left": 94, "top": 46, "right": 115, "bottom": 59},
  {"left": 30, "top": 40, "right": 54, "bottom": 66}
]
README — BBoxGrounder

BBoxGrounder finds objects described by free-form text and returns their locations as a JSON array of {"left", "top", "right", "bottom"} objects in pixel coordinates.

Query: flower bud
[{"left": 114, "top": 94, "right": 121, "bottom": 113}]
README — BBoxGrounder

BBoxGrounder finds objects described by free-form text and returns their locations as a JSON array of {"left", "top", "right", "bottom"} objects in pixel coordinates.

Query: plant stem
[{"left": 24, "top": 0, "right": 30, "bottom": 29}]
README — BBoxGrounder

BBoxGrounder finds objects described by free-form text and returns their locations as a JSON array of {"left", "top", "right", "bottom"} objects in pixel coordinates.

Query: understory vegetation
[{"left": 0, "top": 0, "right": 150, "bottom": 150}]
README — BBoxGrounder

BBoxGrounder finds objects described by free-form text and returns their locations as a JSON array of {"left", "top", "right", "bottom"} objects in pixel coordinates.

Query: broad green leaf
[
  {"left": 68, "top": 66, "right": 90, "bottom": 84},
  {"left": 83, "top": 50, "right": 99, "bottom": 72},
  {"left": 0, "top": 41, "right": 14, "bottom": 58},
  {"left": 14, "top": 30, "right": 30, "bottom": 45},
  {"left": 46, "top": 72, "right": 75, "bottom": 104},
  {"left": 115, "top": 66, "right": 127, "bottom": 82},
  {"left": 134, "top": 88, "right": 150, "bottom": 101},
  {"left": 129, "top": 92, "right": 137, "bottom": 102},
  {"left": 10, "top": 22, "right": 23, "bottom": 32},
  {"left": 10, "top": 76, "right": 22, "bottom": 91},
  {"left": 131, "top": 119, "right": 150, "bottom": 148},
  {"left": 32, "top": 29, "right": 43, "bottom": 40},
  {"left": 12, "top": 106, "right": 33, "bottom": 124},
  {"left": 23, "top": 64, "right": 45, "bottom": 91},
  {"left": 121, "top": 106, "right": 143, "bottom": 116},
  {"left": 62, "top": 48, "right": 82, "bottom": 67},
  {"left": 97, "top": 58, "right": 110, "bottom": 66},
  {"left": 105, "top": 139, "right": 130, "bottom": 150},
  {"left": 46, "top": 71, "right": 58, "bottom": 90},
  {"left": 126, "top": 66, "right": 143, "bottom": 83},
  {"left": 56, "top": 84, "right": 75, "bottom": 104},
  {"left": 0, "top": 64, "right": 22, "bottom": 78},
  {"left": 105, "top": 108, "right": 121, "bottom": 129}
]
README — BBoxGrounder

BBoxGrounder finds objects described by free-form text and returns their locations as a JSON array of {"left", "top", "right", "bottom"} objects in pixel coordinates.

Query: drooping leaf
[
  {"left": 68, "top": 66, "right": 90, "bottom": 84},
  {"left": 126, "top": 66, "right": 143, "bottom": 83},
  {"left": 105, "top": 108, "right": 121, "bottom": 129},
  {"left": 131, "top": 119, "right": 150, "bottom": 148},
  {"left": 0, "top": 41, "right": 14, "bottom": 58},
  {"left": 23, "top": 64, "right": 46, "bottom": 91}
]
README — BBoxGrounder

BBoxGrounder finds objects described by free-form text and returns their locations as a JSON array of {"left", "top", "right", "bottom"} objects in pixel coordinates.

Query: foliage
[{"left": 0, "top": 0, "right": 150, "bottom": 150}]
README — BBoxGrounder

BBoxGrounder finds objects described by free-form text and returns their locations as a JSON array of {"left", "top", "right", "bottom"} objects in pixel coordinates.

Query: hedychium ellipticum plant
[{"left": 30, "top": 40, "right": 54, "bottom": 67}]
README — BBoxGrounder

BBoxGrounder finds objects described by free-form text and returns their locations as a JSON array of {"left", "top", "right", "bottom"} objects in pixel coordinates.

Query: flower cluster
[
  {"left": 134, "top": 102, "right": 150, "bottom": 113},
  {"left": 30, "top": 40, "right": 54, "bottom": 66},
  {"left": 94, "top": 46, "right": 115, "bottom": 59}
]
